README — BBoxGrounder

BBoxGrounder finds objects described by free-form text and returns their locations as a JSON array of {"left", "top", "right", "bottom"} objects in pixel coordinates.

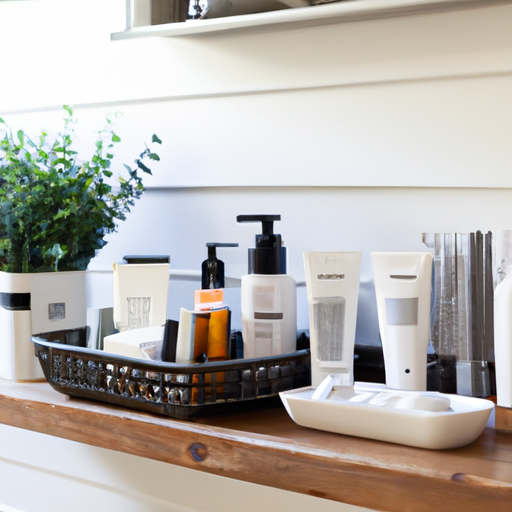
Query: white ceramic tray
[{"left": 280, "top": 382, "right": 494, "bottom": 449}]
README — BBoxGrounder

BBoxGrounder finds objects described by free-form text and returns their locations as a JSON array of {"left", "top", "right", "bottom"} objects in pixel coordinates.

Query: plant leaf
[{"left": 136, "top": 160, "right": 152, "bottom": 174}]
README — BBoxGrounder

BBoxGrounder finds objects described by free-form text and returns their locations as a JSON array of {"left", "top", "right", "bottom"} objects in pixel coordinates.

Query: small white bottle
[
  {"left": 237, "top": 215, "right": 297, "bottom": 359},
  {"left": 494, "top": 231, "right": 512, "bottom": 408}
]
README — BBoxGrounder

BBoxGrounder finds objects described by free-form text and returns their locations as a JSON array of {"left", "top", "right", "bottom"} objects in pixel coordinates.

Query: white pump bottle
[{"left": 237, "top": 215, "right": 297, "bottom": 359}]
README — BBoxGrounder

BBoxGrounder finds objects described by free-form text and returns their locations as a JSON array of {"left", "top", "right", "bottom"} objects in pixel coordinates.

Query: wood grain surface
[
  {"left": 496, "top": 406, "right": 512, "bottom": 433},
  {"left": 1, "top": 381, "right": 512, "bottom": 512}
]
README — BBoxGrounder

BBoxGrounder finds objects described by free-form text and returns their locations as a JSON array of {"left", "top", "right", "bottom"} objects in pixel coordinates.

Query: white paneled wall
[
  {"left": 1, "top": 1, "right": 512, "bottom": 509},
  {"left": 2, "top": 1, "right": 512, "bottom": 187},
  {"left": 1, "top": 0, "right": 511, "bottom": 346}
]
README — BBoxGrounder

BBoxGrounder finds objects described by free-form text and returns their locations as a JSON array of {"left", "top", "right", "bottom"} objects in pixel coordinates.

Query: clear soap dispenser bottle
[{"left": 237, "top": 214, "right": 297, "bottom": 358}]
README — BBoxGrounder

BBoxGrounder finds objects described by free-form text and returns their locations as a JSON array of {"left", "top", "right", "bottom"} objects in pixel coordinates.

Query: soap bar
[
  {"left": 366, "top": 392, "right": 451, "bottom": 412},
  {"left": 330, "top": 389, "right": 452, "bottom": 412},
  {"left": 393, "top": 394, "right": 451, "bottom": 412},
  {"left": 104, "top": 325, "right": 165, "bottom": 359}
]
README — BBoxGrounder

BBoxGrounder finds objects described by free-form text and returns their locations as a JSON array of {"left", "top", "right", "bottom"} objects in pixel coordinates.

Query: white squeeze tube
[
  {"left": 494, "top": 230, "right": 512, "bottom": 408},
  {"left": 371, "top": 252, "right": 433, "bottom": 391},
  {"left": 303, "top": 252, "right": 362, "bottom": 388}
]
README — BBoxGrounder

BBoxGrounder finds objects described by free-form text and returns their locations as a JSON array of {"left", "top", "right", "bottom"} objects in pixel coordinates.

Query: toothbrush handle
[{"left": 312, "top": 375, "right": 336, "bottom": 401}]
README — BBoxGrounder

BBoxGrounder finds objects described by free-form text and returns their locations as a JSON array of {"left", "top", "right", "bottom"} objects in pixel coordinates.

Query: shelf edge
[{"left": 111, "top": 0, "right": 512, "bottom": 39}]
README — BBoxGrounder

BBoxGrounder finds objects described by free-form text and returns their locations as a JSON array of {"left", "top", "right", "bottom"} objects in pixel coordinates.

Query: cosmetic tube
[
  {"left": 303, "top": 252, "right": 362, "bottom": 388},
  {"left": 372, "top": 252, "right": 433, "bottom": 391}
]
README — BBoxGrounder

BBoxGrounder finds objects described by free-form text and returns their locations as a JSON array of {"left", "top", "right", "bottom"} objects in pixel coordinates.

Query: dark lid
[
  {"left": 205, "top": 243, "right": 239, "bottom": 260},
  {"left": 236, "top": 215, "right": 286, "bottom": 275},
  {"left": 123, "top": 255, "right": 170, "bottom": 264}
]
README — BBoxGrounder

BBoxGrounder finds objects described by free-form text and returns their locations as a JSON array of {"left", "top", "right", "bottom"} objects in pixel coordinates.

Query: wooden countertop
[{"left": 0, "top": 380, "right": 511, "bottom": 512}]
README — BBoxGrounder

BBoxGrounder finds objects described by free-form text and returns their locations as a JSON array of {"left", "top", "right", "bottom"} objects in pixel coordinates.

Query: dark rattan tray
[{"left": 32, "top": 336, "right": 310, "bottom": 419}]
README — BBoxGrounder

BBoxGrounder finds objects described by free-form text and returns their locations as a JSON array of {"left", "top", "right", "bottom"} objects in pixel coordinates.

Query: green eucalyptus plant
[{"left": 0, "top": 106, "right": 162, "bottom": 273}]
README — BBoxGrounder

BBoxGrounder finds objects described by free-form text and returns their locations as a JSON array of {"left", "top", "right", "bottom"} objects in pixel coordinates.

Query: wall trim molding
[{"left": 3, "top": 68, "right": 512, "bottom": 117}]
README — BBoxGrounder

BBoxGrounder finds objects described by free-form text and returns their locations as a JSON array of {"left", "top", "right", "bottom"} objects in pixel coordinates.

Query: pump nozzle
[
  {"left": 236, "top": 214, "right": 286, "bottom": 275},
  {"left": 202, "top": 243, "right": 238, "bottom": 289},
  {"left": 236, "top": 214, "right": 280, "bottom": 235}
]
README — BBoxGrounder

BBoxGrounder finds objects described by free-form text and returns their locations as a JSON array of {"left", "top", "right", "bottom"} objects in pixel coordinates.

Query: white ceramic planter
[{"left": 0, "top": 271, "right": 86, "bottom": 381}]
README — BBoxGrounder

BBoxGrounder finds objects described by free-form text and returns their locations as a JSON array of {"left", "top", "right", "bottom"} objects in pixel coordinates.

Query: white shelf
[{"left": 111, "top": 0, "right": 510, "bottom": 39}]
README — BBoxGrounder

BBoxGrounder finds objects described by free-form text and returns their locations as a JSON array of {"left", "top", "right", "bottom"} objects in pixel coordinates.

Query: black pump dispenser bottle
[{"left": 201, "top": 243, "right": 238, "bottom": 289}]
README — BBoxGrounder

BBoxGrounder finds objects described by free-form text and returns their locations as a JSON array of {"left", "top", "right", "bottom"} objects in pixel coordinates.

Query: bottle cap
[
  {"left": 236, "top": 214, "right": 286, "bottom": 275},
  {"left": 201, "top": 243, "right": 238, "bottom": 289}
]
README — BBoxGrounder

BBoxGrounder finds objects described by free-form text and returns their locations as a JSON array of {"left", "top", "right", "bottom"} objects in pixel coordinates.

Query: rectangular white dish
[{"left": 280, "top": 382, "right": 494, "bottom": 449}]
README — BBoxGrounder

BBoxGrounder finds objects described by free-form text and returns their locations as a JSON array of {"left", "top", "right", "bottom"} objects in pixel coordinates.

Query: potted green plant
[
  {"left": 0, "top": 106, "right": 162, "bottom": 273},
  {"left": 0, "top": 106, "right": 162, "bottom": 380}
]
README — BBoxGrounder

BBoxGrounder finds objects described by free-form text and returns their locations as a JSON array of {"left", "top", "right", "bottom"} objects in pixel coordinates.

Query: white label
[
  {"left": 255, "top": 322, "right": 273, "bottom": 356},
  {"left": 313, "top": 297, "right": 345, "bottom": 362},
  {"left": 253, "top": 285, "right": 275, "bottom": 310},
  {"left": 48, "top": 302, "right": 66, "bottom": 321},
  {"left": 385, "top": 298, "right": 418, "bottom": 325}
]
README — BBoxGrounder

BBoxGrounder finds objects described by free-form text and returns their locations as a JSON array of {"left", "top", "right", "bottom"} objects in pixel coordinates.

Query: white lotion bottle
[
  {"left": 237, "top": 215, "right": 297, "bottom": 359},
  {"left": 303, "top": 251, "right": 362, "bottom": 388},
  {"left": 494, "top": 231, "right": 512, "bottom": 408},
  {"left": 372, "top": 252, "right": 432, "bottom": 391}
]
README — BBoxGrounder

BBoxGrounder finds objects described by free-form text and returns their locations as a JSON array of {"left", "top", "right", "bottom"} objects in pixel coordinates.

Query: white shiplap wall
[
  {"left": 0, "top": 1, "right": 511, "bottom": 509},
  {"left": 1, "top": 0, "right": 512, "bottom": 332},
  {"left": 2, "top": 0, "right": 512, "bottom": 317}
]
